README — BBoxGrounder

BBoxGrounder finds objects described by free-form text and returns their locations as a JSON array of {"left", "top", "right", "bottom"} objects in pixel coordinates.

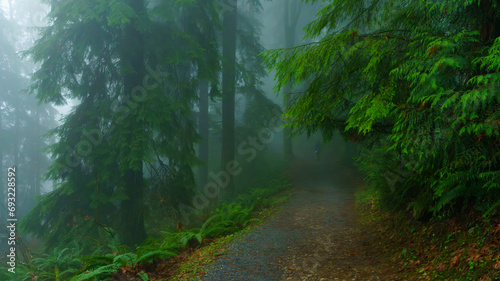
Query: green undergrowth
[
  {"left": 171, "top": 194, "right": 290, "bottom": 281},
  {"left": 356, "top": 185, "right": 500, "bottom": 281},
  {"left": 1, "top": 181, "right": 291, "bottom": 281}
]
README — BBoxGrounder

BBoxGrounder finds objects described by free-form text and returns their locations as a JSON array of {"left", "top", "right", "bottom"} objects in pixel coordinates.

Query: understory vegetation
[
  {"left": 264, "top": 0, "right": 500, "bottom": 220},
  {"left": 0, "top": 0, "right": 499, "bottom": 279},
  {"left": 263, "top": 0, "right": 500, "bottom": 278},
  {"left": 0, "top": 165, "right": 290, "bottom": 280},
  {"left": 357, "top": 185, "right": 500, "bottom": 280}
]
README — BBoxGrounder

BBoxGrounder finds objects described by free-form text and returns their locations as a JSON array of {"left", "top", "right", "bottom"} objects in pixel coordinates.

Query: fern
[
  {"left": 31, "top": 244, "right": 81, "bottom": 281},
  {"left": 70, "top": 264, "right": 120, "bottom": 281},
  {"left": 136, "top": 250, "right": 177, "bottom": 264}
]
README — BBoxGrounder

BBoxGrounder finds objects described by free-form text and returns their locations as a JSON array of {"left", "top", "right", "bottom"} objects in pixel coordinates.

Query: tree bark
[
  {"left": 33, "top": 109, "right": 41, "bottom": 196},
  {"left": 0, "top": 107, "right": 3, "bottom": 198},
  {"left": 119, "top": 0, "right": 147, "bottom": 247},
  {"left": 14, "top": 111, "right": 20, "bottom": 166},
  {"left": 221, "top": 0, "right": 237, "bottom": 198},
  {"left": 198, "top": 80, "right": 209, "bottom": 188},
  {"left": 282, "top": 0, "right": 300, "bottom": 159}
]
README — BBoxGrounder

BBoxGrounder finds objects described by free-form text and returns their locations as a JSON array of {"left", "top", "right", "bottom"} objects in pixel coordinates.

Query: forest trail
[{"left": 201, "top": 157, "right": 396, "bottom": 280}]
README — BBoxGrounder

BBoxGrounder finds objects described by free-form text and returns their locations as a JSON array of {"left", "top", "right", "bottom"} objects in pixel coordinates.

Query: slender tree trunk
[
  {"left": 198, "top": 80, "right": 209, "bottom": 188},
  {"left": 221, "top": 0, "right": 237, "bottom": 199},
  {"left": 33, "top": 109, "right": 41, "bottom": 196},
  {"left": 282, "top": 0, "right": 300, "bottom": 159},
  {"left": 119, "top": 0, "right": 147, "bottom": 247},
  {"left": 0, "top": 108, "right": 3, "bottom": 197},
  {"left": 282, "top": 86, "right": 294, "bottom": 159},
  {"left": 14, "top": 111, "right": 20, "bottom": 166}
]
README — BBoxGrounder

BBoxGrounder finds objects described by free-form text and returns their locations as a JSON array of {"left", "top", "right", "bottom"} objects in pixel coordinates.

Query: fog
[{"left": 0, "top": 1, "right": 360, "bottom": 279}]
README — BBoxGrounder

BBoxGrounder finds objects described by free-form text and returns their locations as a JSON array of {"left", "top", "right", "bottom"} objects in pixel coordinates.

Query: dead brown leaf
[
  {"left": 493, "top": 260, "right": 500, "bottom": 270},
  {"left": 450, "top": 255, "right": 460, "bottom": 268},
  {"left": 479, "top": 275, "right": 492, "bottom": 281},
  {"left": 436, "top": 263, "right": 446, "bottom": 272}
]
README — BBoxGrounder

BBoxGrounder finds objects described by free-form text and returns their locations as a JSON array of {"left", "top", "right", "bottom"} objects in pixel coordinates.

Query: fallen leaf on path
[
  {"left": 479, "top": 275, "right": 492, "bottom": 281},
  {"left": 449, "top": 257, "right": 460, "bottom": 269}
]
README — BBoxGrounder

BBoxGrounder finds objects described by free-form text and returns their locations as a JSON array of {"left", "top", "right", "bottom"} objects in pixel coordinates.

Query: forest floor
[
  {"left": 195, "top": 158, "right": 398, "bottom": 281},
  {"left": 109, "top": 154, "right": 500, "bottom": 280}
]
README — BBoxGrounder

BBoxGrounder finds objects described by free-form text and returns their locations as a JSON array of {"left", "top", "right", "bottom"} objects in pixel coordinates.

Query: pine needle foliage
[{"left": 21, "top": 0, "right": 222, "bottom": 251}]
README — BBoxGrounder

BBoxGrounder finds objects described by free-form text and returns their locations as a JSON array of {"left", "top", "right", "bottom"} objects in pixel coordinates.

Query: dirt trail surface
[{"left": 202, "top": 159, "right": 396, "bottom": 281}]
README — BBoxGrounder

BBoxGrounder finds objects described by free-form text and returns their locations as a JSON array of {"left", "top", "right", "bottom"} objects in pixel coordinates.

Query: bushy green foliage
[
  {"left": 0, "top": 263, "right": 32, "bottom": 281},
  {"left": 158, "top": 186, "right": 284, "bottom": 248},
  {"left": 201, "top": 203, "right": 260, "bottom": 236},
  {"left": 158, "top": 156, "right": 289, "bottom": 246},
  {"left": 72, "top": 245, "right": 176, "bottom": 281},
  {"left": 264, "top": 0, "right": 500, "bottom": 217},
  {"left": 69, "top": 183, "right": 287, "bottom": 280},
  {"left": 31, "top": 245, "right": 81, "bottom": 281},
  {"left": 0, "top": 242, "right": 82, "bottom": 281}
]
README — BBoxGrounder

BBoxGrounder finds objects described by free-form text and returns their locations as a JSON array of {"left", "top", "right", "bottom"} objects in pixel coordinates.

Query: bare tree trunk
[
  {"left": 282, "top": 0, "right": 300, "bottom": 159},
  {"left": 0, "top": 107, "right": 3, "bottom": 197},
  {"left": 14, "top": 111, "right": 20, "bottom": 166},
  {"left": 198, "top": 80, "right": 209, "bottom": 188},
  {"left": 221, "top": 0, "right": 237, "bottom": 199},
  {"left": 119, "top": 0, "right": 147, "bottom": 247},
  {"left": 33, "top": 109, "right": 41, "bottom": 196}
]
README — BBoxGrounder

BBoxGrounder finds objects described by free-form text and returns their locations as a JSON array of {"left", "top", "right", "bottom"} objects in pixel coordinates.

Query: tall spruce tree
[{"left": 22, "top": 0, "right": 209, "bottom": 249}]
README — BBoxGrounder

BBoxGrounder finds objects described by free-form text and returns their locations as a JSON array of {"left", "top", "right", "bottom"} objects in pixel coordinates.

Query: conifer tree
[{"left": 22, "top": 0, "right": 211, "bottom": 249}]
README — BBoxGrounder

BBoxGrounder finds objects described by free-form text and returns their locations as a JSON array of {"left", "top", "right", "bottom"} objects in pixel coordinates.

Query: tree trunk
[
  {"left": 198, "top": 80, "right": 209, "bottom": 188},
  {"left": 14, "top": 111, "right": 20, "bottom": 166},
  {"left": 33, "top": 109, "right": 41, "bottom": 196},
  {"left": 119, "top": 0, "right": 147, "bottom": 247},
  {"left": 282, "top": 0, "right": 300, "bottom": 159},
  {"left": 0, "top": 108, "right": 3, "bottom": 197},
  {"left": 221, "top": 0, "right": 237, "bottom": 199}
]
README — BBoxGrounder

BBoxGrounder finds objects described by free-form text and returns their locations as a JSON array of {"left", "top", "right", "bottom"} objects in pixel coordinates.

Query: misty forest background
[{"left": 0, "top": 0, "right": 499, "bottom": 280}]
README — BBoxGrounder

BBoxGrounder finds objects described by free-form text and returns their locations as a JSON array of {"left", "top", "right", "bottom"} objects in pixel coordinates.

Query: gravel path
[{"left": 202, "top": 160, "right": 396, "bottom": 281}]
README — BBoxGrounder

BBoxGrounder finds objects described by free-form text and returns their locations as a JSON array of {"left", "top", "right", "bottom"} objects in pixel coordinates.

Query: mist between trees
[
  {"left": 0, "top": 0, "right": 498, "bottom": 280},
  {"left": 0, "top": 0, "right": 325, "bottom": 255}
]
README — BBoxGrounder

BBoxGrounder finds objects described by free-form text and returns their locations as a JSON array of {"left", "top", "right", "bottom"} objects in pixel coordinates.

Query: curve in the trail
[{"left": 202, "top": 160, "right": 392, "bottom": 281}]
